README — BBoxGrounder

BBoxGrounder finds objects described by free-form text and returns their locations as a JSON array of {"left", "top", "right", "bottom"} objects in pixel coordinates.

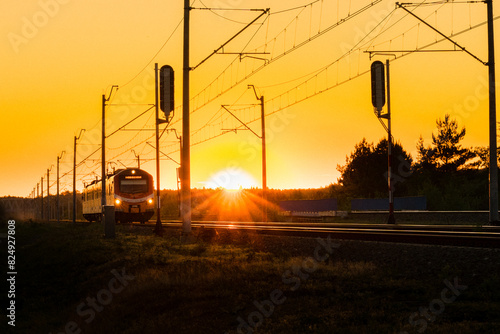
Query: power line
[
  {"left": 120, "top": 18, "right": 184, "bottom": 88},
  {"left": 183, "top": 0, "right": 382, "bottom": 121},
  {"left": 106, "top": 106, "right": 155, "bottom": 139},
  {"left": 270, "top": 0, "right": 320, "bottom": 15},
  {"left": 184, "top": 3, "right": 491, "bottom": 149},
  {"left": 198, "top": 0, "right": 250, "bottom": 24},
  {"left": 34, "top": 0, "right": 490, "bottom": 196}
]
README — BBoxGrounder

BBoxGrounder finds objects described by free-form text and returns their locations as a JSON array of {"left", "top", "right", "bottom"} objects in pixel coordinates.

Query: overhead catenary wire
[
  {"left": 180, "top": 0, "right": 382, "bottom": 123},
  {"left": 106, "top": 106, "right": 155, "bottom": 139},
  {"left": 119, "top": 17, "right": 183, "bottom": 88},
  {"left": 396, "top": 2, "right": 486, "bottom": 64},
  {"left": 270, "top": 0, "right": 320, "bottom": 15},
  {"left": 116, "top": 1, "right": 198, "bottom": 90},
  {"left": 171, "top": 1, "right": 381, "bottom": 131},
  {"left": 184, "top": 1, "right": 491, "bottom": 149},
  {"left": 198, "top": 0, "right": 249, "bottom": 24},
  {"left": 398, "top": 1, "right": 483, "bottom": 7},
  {"left": 191, "top": 8, "right": 270, "bottom": 71},
  {"left": 169, "top": 0, "right": 392, "bottom": 149},
  {"left": 36, "top": 0, "right": 491, "bottom": 195}
]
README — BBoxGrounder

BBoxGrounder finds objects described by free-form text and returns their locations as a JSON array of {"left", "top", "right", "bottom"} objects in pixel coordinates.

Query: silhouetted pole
[
  {"left": 101, "top": 87, "right": 118, "bottom": 222},
  {"left": 386, "top": 60, "right": 395, "bottom": 224},
  {"left": 133, "top": 150, "right": 140, "bottom": 168},
  {"left": 37, "top": 182, "right": 41, "bottom": 220},
  {"left": 101, "top": 94, "right": 107, "bottom": 211},
  {"left": 73, "top": 135, "right": 77, "bottom": 222},
  {"left": 34, "top": 188, "right": 37, "bottom": 219},
  {"left": 249, "top": 85, "right": 268, "bottom": 222},
  {"left": 47, "top": 168, "right": 50, "bottom": 220},
  {"left": 73, "top": 129, "right": 85, "bottom": 223},
  {"left": 394, "top": 1, "right": 496, "bottom": 223},
  {"left": 41, "top": 177, "right": 44, "bottom": 220},
  {"left": 57, "top": 157, "right": 60, "bottom": 222},
  {"left": 487, "top": 0, "right": 498, "bottom": 224},
  {"left": 32, "top": 188, "right": 35, "bottom": 219},
  {"left": 181, "top": 0, "right": 192, "bottom": 235},
  {"left": 36, "top": 185, "right": 38, "bottom": 218},
  {"left": 155, "top": 63, "right": 162, "bottom": 234},
  {"left": 57, "top": 151, "right": 64, "bottom": 222},
  {"left": 260, "top": 95, "right": 267, "bottom": 222}
]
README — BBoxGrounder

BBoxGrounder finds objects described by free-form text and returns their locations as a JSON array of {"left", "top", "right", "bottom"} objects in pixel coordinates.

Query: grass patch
[{"left": 1, "top": 221, "right": 499, "bottom": 333}]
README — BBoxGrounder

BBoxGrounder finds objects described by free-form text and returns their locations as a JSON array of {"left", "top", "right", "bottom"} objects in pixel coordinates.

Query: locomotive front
[{"left": 113, "top": 168, "right": 154, "bottom": 223}]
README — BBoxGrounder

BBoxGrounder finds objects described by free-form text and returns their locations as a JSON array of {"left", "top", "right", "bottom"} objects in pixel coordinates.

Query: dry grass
[{"left": 2, "top": 221, "right": 499, "bottom": 334}]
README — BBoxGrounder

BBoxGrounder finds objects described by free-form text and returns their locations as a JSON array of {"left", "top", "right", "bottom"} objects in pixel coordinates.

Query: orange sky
[{"left": 1, "top": 0, "right": 499, "bottom": 197}]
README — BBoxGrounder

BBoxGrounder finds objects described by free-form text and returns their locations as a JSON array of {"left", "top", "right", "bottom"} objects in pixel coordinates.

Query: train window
[{"left": 120, "top": 179, "right": 148, "bottom": 193}]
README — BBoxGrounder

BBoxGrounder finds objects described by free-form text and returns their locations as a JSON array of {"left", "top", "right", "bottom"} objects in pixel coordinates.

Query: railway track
[{"left": 130, "top": 220, "right": 500, "bottom": 249}]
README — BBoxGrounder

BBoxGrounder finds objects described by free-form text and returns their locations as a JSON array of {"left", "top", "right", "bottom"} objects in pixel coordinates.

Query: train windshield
[{"left": 120, "top": 179, "right": 148, "bottom": 194}]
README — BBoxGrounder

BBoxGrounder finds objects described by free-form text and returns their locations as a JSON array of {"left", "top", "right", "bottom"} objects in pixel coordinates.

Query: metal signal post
[
  {"left": 155, "top": 63, "right": 161, "bottom": 233},
  {"left": 371, "top": 60, "right": 395, "bottom": 224},
  {"left": 155, "top": 63, "right": 175, "bottom": 234},
  {"left": 386, "top": 60, "right": 395, "bottom": 224}
]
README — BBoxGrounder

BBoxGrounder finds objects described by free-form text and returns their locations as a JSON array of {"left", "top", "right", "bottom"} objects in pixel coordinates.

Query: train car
[{"left": 82, "top": 168, "right": 155, "bottom": 223}]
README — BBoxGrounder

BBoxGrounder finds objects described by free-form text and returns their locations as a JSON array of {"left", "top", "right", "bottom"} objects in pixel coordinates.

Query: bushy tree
[
  {"left": 413, "top": 114, "right": 490, "bottom": 210},
  {"left": 465, "top": 146, "right": 500, "bottom": 170},
  {"left": 337, "top": 138, "right": 412, "bottom": 198},
  {"left": 416, "top": 114, "right": 474, "bottom": 172}
]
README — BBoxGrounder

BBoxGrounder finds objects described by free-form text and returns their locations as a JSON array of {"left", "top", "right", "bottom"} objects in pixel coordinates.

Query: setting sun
[{"left": 204, "top": 168, "right": 258, "bottom": 190}]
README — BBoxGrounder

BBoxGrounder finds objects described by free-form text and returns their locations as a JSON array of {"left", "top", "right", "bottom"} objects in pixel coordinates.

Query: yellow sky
[{"left": 1, "top": 0, "right": 499, "bottom": 197}]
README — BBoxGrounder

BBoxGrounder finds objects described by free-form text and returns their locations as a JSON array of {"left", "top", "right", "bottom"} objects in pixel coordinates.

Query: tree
[
  {"left": 337, "top": 138, "right": 412, "bottom": 198},
  {"left": 464, "top": 146, "right": 500, "bottom": 170},
  {"left": 416, "top": 114, "right": 474, "bottom": 172},
  {"left": 413, "top": 114, "right": 490, "bottom": 210}
]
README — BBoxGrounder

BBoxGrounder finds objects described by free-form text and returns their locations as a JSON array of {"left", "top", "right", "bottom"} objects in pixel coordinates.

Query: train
[{"left": 82, "top": 168, "right": 155, "bottom": 223}]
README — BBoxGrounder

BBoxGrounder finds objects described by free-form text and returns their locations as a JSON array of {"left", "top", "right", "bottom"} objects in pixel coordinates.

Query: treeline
[
  {"left": 119, "top": 114, "right": 500, "bottom": 218},
  {"left": 172, "top": 114, "right": 494, "bottom": 217},
  {"left": 2, "top": 192, "right": 84, "bottom": 221},
  {"left": 335, "top": 114, "right": 493, "bottom": 210},
  {"left": 13, "top": 114, "right": 493, "bottom": 222}
]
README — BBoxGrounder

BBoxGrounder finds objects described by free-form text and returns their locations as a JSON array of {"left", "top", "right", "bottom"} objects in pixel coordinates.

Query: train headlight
[
  {"left": 148, "top": 198, "right": 153, "bottom": 205},
  {"left": 115, "top": 199, "right": 121, "bottom": 205}
]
